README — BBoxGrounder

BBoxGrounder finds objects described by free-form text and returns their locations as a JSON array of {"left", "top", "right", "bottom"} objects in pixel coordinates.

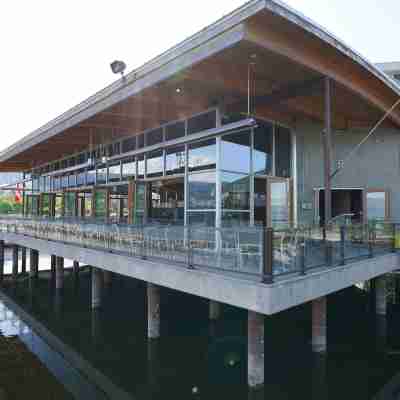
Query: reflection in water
[{"left": 0, "top": 271, "right": 400, "bottom": 399}]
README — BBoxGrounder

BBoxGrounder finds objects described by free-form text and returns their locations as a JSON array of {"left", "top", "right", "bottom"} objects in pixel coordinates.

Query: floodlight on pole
[{"left": 110, "top": 60, "right": 126, "bottom": 77}]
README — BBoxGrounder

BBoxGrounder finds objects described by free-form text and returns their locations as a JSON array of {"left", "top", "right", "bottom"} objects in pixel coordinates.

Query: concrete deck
[{"left": 1, "top": 232, "right": 398, "bottom": 315}]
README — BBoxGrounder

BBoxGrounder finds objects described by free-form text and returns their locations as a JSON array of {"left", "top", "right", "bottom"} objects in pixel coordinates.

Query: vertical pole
[
  {"left": 50, "top": 255, "right": 56, "bottom": 281},
  {"left": 55, "top": 256, "right": 64, "bottom": 290},
  {"left": 147, "top": 283, "right": 160, "bottom": 339},
  {"left": 209, "top": 300, "right": 221, "bottom": 321},
  {"left": 248, "top": 311, "right": 264, "bottom": 388},
  {"left": 12, "top": 245, "right": 19, "bottom": 281},
  {"left": 262, "top": 227, "right": 273, "bottom": 283},
  {"left": 312, "top": 296, "right": 327, "bottom": 353},
  {"left": 340, "top": 226, "right": 345, "bottom": 266},
  {"left": 21, "top": 247, "right": 27, "bottom": 274},
  {"left": 323, "top": 77, "right": 332, "bottom": 225},
  {"left": 73, "top": 261, "right": 79, "bottom": 282},
  {"left": 91, "top": 267, "right": 103, "bottom": 308},
  {"left": 0, "top": 240, "right": 4, "bottom": 283}
]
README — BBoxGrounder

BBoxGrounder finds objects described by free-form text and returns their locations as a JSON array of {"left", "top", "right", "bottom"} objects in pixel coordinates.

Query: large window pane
[
  {"left": 188, "top": 211, "right": 215, "bottom": 227},
  {"left": 166, "top": 121, "right": 185, "bottom": 141},
  {"left": 147, "top": 150, "right": 163, "bottom": 178},
  {"left": 64, "top": 192, "right": 76, "bottom": 217},
  {"left": 221, "top": 130, "right": 250, "bottom": 173},
  {"left": 366, "top": 192, "right": 386, "bottom": 220},
  {"left": 87, "top": 168, "right": 96, "bottom": 185},
  {"left": 188, "top": 139, "right": 216, "bottom": 172},
  {"left": 109, "top": 162, "right": 121, "bottom": 182},
  {"left": 94, "top": 189, "right": 107, "bottom": 219},
  {"left": 146, "top": 128, "right": 163, "bottom": 146},
  {"left": 134, "top": 183, "right": 146, "bottom": 224},
  {"left": 222, "top": 211, "right": 250, "bottom": 227},
  {"left": 166, "top": 146, "right": 185, "bottom": 175},
  {"left": 222, "top": 172, "right": 250, "bottom": 210},
  {"left": 122, "top": 158, "right": 136, "bottom": 179},
  {"left": 275, "top": 125, "right": 291, "bottom": 178},
  {"left": 270, "top": 181, "right": 290, "bottom": 228},
  {"left": 188, "top": 172, "right": 216, "bottom": 210},
  {"left": 253, "top": 122, "right": 273, "bottom": 175},
  {"left": 96, "top": 165, "right": 107, "bottom": 184},
  {"left": 122, "top": 137, "right": 136, "bottom": 153},
  {"left": 137, "top": 155, "right": 145, "bottom": 179},
  {"left": 77, "top": 170, "right": 86, "bottom": 186},
  {"left": 187, "top": 110, "right": 217, "bottom": 135}
]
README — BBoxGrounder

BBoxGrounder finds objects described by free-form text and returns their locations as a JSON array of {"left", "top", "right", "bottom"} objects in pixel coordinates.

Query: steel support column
[{"left": 323, "top": 77, "right": 332, "bottom": 225}]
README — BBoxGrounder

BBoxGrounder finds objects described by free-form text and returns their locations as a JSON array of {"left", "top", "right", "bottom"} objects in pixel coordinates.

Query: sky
[{"left": 0, "top": 0, "right": 399, "bottom": 152}]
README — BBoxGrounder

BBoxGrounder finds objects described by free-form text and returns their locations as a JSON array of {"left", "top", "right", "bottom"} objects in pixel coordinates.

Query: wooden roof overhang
[{"left": 1, "top": 0, "right": 399, "bottom": 172}]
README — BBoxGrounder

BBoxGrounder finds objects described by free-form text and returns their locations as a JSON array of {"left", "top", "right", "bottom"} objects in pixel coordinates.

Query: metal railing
[{"left": 0, "top": 216, "right": 397, "bottom": 283}]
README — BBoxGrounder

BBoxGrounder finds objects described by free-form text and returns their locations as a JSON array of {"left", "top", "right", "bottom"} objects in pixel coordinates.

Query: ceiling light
[{"left": 176, "top": 88, "right": 182, "bottom": 93}]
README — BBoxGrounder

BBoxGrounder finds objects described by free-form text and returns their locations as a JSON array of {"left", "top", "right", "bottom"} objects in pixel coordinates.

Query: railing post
[
  {"left": 299, "top": 238, "right": 306, "bottom": 275},
  {"left": 262, "top": 227, "right": 273, "bottom": 284},
  {"left": 340, "top": 225, "right": 345, "bottom": 266},
  {"left": 392, "top": 223, "right": 397, "bottom": 253},
  {"left": 187, "top": 226, "right": 194, "bottom": 269}
]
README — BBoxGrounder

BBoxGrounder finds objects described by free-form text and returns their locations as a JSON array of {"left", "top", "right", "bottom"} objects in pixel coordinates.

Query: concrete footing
[
  {"left": 91, "top": 267, "right": 103, "bottom": 309},
  {"left": 312, "top": 296, "right": 327, "bottom": 353},
  {"left": 248, "top": 311, "right": 264, "bottom": 388},
  {"left": 55, "top": 257, "right": 64, "bottom": 290},
  {"left": 375, "top": 276, "right": 387, "bottom": 316},
  {"left": 12, "top": 245, "right": 18, "bottom": 280},
  {"left": 209, "top": 300, "right": 221, "bottom": 321},
  {"left": 147, "top": 283, "right": 160, "bottom": 339},
  {"left": 29, "top": 249, "right": 39, "bottom": 279}
]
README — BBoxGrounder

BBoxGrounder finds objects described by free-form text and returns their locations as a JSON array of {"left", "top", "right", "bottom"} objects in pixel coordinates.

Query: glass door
[
  {"left": 266, "top": 177, "right": 292, "bottom": 228},
  {"left": 364, "top": 189, "right": 389, "bottom": 222}
]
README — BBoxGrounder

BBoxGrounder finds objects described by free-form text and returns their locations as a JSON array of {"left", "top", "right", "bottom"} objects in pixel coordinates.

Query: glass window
[
  {"left": 270, "top": 181, "right": 290, "bottom": 228},
  {"left": 137, "top": 155, "right": 145, "bottom": 179},
  {"left": 61, "top": 175, "right": 69, "bottom": 188},
  {"left": 122, "top": 158, "right": 136, "bottom": 179},
  {"left": 221, "top": 130, "right": 251, "bottom": 173},
  {"left": 96, "top": 165, "right": 107, "bottom": 184},
  {"left": 53, "top": 177, "right": 60, "bottom": 191},
  {"left": 188, "top": 211, "right": 215, "bottom": 227},
  {"left": 366, "top": 192, "right": 386, "bottom": 220},
  {"left": 137, "top": 134, "right": 144, "bottom": 149},
  {"left": 68, "top": 174, "right": 76, "bottom": 188},
  {"left": 166, "top": 121, "right": 185, "bottom": 141},
  {"left": 87, "top": 168, "right": 96, "bottom": 185},
  {"left": 69, "top": 157, "right": 76, "bottom": 167},
  {"left": 146, "top": 128, "right": 163, "bottom": 146},
  {"left": 64, "top": 192, "right": 76, "bottom": 217},
  {"left": 253, "top": 122, "right": 273, "bottom": 175},
  {"left": 77, "top": 152, "right": 87, "bottom": 165},
  {"left": 147, "top": 150, "right": 163, "bottom": 177},
  {"left": 32, "top": 177, "right": 39, "bottom": 192},
  {"left": 222, "top": 211, "right": 250, "bottom": 227},
  {"left": 166, "top": 146, "right": 185, "bottom": 175},
  {"left": 188, "top": 139, "right": 216, "bottom": 172},
  {"left": 108, "top": 162, "right": 121, "bottom": 182},
  {"left": 122, "top": 137, "right": 136, "bottom": 153},
  {"left": 188, "top": 172, "right": 216, "bottom": 210},
  {"left": 94, "top": 189, "right": 107, "bottom": 219},
  {"left": 77, "top": 170, "right": 86, "bottom": 186},
  {"left": 187, "top": 110, "right": 217, "bottom": 135},
  {"left": 222, "top": 173, "right": 250, "bottom": 210},
  {"left": 275, "top": 125, "right": 291, "bottom": 178},
  {"left": 134, "top": 183, "right": 146, "bottom": 224}
]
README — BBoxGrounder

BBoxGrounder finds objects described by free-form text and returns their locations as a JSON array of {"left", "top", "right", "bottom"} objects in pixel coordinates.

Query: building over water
[{"left": 0, "top": 0, "right": 399, "bottom": 389}]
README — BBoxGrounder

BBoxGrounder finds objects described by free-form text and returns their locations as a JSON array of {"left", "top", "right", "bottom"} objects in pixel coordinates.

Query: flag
[{"left": 15, "top": 183, "right": 22, "bottom": 204}]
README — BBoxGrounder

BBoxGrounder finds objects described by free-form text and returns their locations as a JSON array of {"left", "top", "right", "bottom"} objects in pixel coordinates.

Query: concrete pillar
[
  {"left": 147, "top": 283, "right": 160, "bottom": 339},
  {"left": 209, "top": 300, "right": 221, "bottom": 321},
  {"left": 50, "top": 255, "right": 56, "bottom": 281},
  {"left": 55, "top": 257, "right": 64, "bottom": 290},
  {"left": 21, "top": 247, "right": 27, "bottom": 274},
  {"left": 12, "top": 245, "right": 18, "bottom": 281},
  {"left": 91, "top": 309, "right": 102, "bottom": 343},
  {"left": 103, "top": 270, "right": 112, "bottom": 290},
  {"left": 312, "top": 296, "right": 327, "bottom": 353},
  {"left": 73, "top": 261, "right": 79, "bottom": 281},
  {"left": 91, "top": 267, "right": 103, "bottom": 309},
  {"left": 248, "top": 311, "right": 264, "bottom": 388},
  {"left": 0, "top": 240, "right": 4, "bottom": 283},
  {"left": 29, "top": 249, "right": 39, "bottom": 279},
  {"left": 375, "top": 276, "right": 387, "bottom": 316}
]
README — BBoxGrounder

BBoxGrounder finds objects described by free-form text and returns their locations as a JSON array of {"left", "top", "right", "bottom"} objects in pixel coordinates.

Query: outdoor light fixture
[
  {"left": 110, "top": 60, "right": 126, "bottom": 77},
  {"left": 176, "top": 88, "right": 182, "bottom": 93}
]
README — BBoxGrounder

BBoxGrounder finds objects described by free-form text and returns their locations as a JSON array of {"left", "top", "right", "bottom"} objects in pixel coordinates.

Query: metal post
[
  {"left": 323, "top": 77, "right": 332, "bottom": 226},
  {"left": 0, "top": 240, "right": 4, "bottom": 283},
  {"left": 12, "top": 245, "right": 18, "bottom": 281},
  {"left": 187, "top": 225, "right": 194, "bottom": 269},
  {"left": 21, "top": 247, "right": 27, "bottom": 274},
  {"left": 299, "top": 239, "right": 306, "bottom": 275},
  {"left": 392, "top": 223, "right": 396, "bottom": 253},
  {"left": 340, "top": 226, "right": 345, "bottom": 266},
  {"left": 262, "top": 227, "right": 273, "bottom": 284}
]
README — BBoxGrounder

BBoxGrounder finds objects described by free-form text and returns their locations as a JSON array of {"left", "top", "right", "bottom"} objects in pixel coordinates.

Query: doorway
[{"left": 317, "top": 189, "right": 363, "bottom": 225}]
